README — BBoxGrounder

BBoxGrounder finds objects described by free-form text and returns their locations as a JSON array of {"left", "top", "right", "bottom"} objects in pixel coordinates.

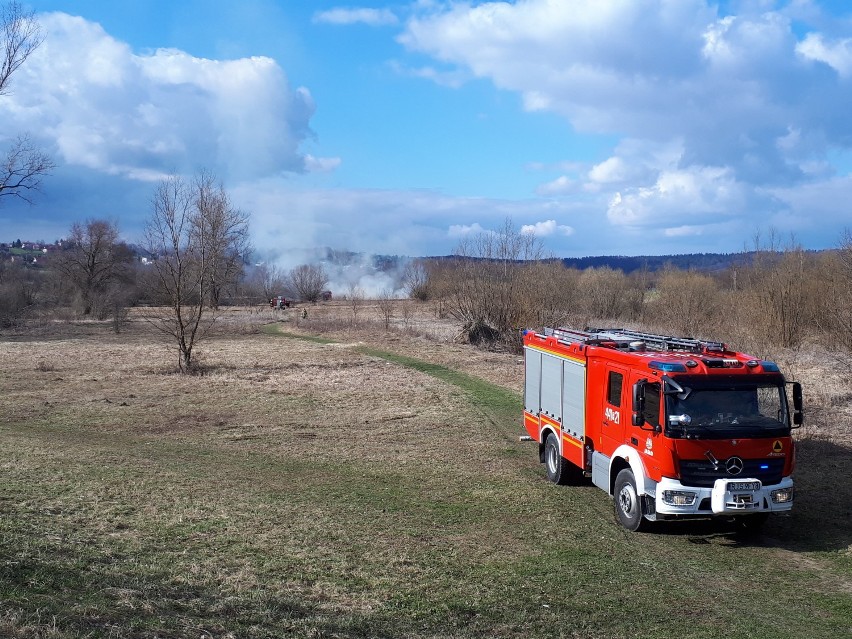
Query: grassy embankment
[{"left": 0, "top": 323, "right": 849, "bottom": 638}]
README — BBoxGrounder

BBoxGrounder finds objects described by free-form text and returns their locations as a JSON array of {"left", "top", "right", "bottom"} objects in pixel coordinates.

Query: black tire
[
  {"left": 613, "top": 469, "right": 646, "bottom": 532},
  {"left": 544, "top": 433, "right": 571, "bottom": 485}
]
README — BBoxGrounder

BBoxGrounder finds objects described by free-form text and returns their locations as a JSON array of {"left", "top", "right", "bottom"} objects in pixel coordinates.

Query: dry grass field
[{"left": 1, "top": 301, "right": 850, "bottom": 638}]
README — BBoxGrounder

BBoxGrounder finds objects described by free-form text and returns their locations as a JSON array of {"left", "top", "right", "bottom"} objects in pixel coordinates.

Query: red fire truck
[
  {"left": 523, "top": 327, "right": 802, "bottom": 531},
  {"left": 269, "top": 295, "right": 292, "bottom": 309}
]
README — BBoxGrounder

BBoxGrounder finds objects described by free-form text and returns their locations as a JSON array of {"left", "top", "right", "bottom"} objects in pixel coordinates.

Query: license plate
[{"left": 729, "top": 481, "right": 760, "bottom": 491}]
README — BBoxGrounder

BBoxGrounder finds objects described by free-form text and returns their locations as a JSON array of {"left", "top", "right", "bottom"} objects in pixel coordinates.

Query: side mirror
[
  {"left": 792, "top": 382, "right": 803, "bottom": 426},
  {"left": 632, "top": 380, "right": 646, "bottom": 427}
]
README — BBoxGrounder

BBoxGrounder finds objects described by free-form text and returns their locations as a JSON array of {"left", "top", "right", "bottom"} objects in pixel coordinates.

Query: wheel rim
[
  {"left": 618, "top": 483, "right": 638, "bottom": 518},
  {"left": 546, "top": 443, "right": 558, "bottom": 474}
]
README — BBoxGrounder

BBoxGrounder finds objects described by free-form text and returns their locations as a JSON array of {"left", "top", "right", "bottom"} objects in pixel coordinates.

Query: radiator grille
[{"left": 678, "top": 458, "right": 785, "bottom": 487}]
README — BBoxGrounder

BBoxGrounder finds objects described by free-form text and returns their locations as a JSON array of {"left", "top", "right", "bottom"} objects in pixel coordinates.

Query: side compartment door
[
  {"left": 561, "top": 358, "right": 586, "bottom": 468},
  {"left": 523, "top": 347, "right": 542, "bottom": 440}
]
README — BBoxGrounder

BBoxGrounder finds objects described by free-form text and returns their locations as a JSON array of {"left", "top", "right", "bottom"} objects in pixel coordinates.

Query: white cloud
[
  {"left": 588, "top": 157, "right": 629, "bottom": 185},
  {"left": 401, "top": 2, "right": 852, "bottom": 180},
  {"left": 313, "top": 7, "right": 398, "bottom": 27},
  {"left": 796, "top": 32, "right": 852, "bottom": 76},
  {"left": 400, "top": 0, "right": 719, "bottom": 136},
  {"left": 397, "top": 0, "right": 852, "bottom": 249},
  {"left": 664, "top": 225, "right": 705, "bottom": 238},
  {"left": 2, "top": 13, "right": 318, "bottom": 182},
  {"left": 448, "top": 222, "right": 486, "bottom": 237},
  {"left": 607, "top": 166, "right": 748, "bottom": 229},
  {"left": 520, "top": 220, "right": 574, "bottom": 237},
  {"left": 304, "top": 154, "right": 342, "bottom": 173},
  {"left": 537, "top": 175, "right": 574, "bottom": 196}
]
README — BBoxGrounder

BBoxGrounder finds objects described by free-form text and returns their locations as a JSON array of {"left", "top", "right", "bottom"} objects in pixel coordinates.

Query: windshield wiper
[{"left": 705, "top": 450, "right": 721, "bottom": 470}]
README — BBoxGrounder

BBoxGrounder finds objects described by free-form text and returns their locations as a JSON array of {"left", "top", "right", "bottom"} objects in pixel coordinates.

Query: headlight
[
  {"left": 662, "top": 490, "right": 697, "bottom": 506},
  {"left": 770, "top": 487, "right": 794, "bottom": 503}
]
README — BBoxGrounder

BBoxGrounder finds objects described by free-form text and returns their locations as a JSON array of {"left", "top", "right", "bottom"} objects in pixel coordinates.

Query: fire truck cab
[{"left": 523, "top": 327, "right": 803, "bottom": 531}]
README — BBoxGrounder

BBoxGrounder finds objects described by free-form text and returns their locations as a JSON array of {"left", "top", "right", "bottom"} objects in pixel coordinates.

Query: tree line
[
  {"left": 404, "top": 224, "right": 852, "bottom": 357},
  {"left": 0, "top": 170, "right": 334, "bottom": 371}
]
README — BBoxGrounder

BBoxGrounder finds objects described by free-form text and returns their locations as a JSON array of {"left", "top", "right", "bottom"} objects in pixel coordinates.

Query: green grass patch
[{"left": 1, "top": 327, "right": 850, "bottom": 638}]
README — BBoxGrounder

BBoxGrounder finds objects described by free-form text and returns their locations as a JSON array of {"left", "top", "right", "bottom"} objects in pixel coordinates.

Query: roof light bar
[{"left": 649, "top": 361, "right": 688, "bottom": 373}]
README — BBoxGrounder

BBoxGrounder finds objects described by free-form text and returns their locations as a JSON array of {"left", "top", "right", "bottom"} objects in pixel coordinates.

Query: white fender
[
  {"left": 610, "top": 444, "right": 656, "bottom": 497},
  {"left": 540, "top": 425, "right": 561, "bottom": 454}
]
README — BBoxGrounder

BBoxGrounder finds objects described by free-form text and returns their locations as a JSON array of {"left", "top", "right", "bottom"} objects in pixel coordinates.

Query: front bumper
[{"left": 652, "top": 476, "right": 794, "bottom": 517}]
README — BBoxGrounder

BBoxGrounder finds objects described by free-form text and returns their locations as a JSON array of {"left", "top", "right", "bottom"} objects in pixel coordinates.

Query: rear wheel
[
  {"left": 614, "top": 469, "right": 646, "bottom": 532},
  {"left": 544, "top": 433, "right": 571, "bottom": 485}
]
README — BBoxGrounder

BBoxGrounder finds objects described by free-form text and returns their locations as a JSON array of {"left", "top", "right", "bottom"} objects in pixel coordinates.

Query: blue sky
[{"left": 2, "top": 0, "right": 852, "bottom": 260}]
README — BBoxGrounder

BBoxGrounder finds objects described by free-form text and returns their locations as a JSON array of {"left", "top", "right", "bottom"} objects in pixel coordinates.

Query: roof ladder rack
[{"left": 542, "top": 327, "right": 727, "bottom": 353}]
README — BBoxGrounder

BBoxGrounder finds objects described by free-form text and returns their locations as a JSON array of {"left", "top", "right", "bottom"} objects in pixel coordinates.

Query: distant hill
[
  {"left": 558, "top": 250, "right": 832, "bottom": 273},
  {"left": 559, "top": 252, "right": 747, "bottom": 273},
  {"left": 426, "top": 249, "right": 830, "bottom": 273}
]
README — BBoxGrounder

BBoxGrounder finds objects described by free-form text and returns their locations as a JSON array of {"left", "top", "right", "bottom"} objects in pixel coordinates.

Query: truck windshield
[{"left": 665, "top": 380, "right": 790, "bottom": 439}]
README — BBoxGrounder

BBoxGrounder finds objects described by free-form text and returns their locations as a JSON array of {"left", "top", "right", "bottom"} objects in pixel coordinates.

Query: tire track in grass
[{"left": 264, "top": 326, "right": 523, "bottom": 442}]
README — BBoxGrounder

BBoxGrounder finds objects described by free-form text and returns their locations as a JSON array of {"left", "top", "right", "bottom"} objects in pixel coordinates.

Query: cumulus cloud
[
  {"left": 607, "top": 166, "right": 749, "bottom": 229},
  {"left": 796, "top": 33, "right": 852, "bottom": 76},
  {"left": 537, "top": 175, "right": 574, "bottom": 196},
  {"left": 1, "top": 13, "right": 319, "bottom": 182},
  {"left": 447, "top": 222, "right": 487, "bottom": 238},
  {"left": 400, "top": 0, "right": 852, "bottom": 245},
  {"left": 520, "top": 220, "right": 574, "bottom": 237},
  {"left": 313, "top": 7, "right": 398, "bottom": 26}
]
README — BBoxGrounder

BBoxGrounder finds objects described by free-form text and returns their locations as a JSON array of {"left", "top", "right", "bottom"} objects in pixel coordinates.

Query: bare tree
[
  {"left": 289, "top": 263, "right": 328, "bottom": 302},
  {"left": 0, "top": 1, "right": 41, "bottom": 95},
  {"left": 0, "top": 135, "right": 53, "bottom": 203},
  {"left": 142, "top": 173, "right": 248, "bottom": 372},
  {"left": 819, "top": 229, "right": 852, "bottom": 354},
  {"left": 575, "top": 266, "right": 633, "bottom": 324},
  {"left": 144, "top": 176, "right": 204, "bottom": 371},
  {"left": 438, "top": 219, "right": 544, "bottom": 345},
  {"left": 645, "top": 268, "right": 722, "bottom": 337},
  {"left": 400, "top": 298, "right": 413, "bottom": 329},
  {"left": 53, "top": 219, "right": 132, "bottom": 317},
  {"left": 0, "top": 258, "right": 40, "bottom": 326},
  {"left": 518, "top": 261, "right": 579, "bottom": 329},
  {"left": 0, "top": 3, "right": 53, "bottom": 203},
  {"left": 739, "top": 232, "right": 810, "bottom": 348},
  {"left": 375, "top": 288, "right": 395, "bottom": 330},
  {"left": 402, "top": 259, "right": 431, "bottom": 301},
  {"left": 347, "top": 282, "right": 364, "bottom": 325},
  {"left": 194, "top": 172, "right": 250, "bottom": 309},
  {"left": 247, "top": 262, "right": 286, "bottom": 302}
]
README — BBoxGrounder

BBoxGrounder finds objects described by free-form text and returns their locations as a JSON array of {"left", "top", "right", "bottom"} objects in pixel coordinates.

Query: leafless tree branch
[
  {"left": 0, "top": 1, "right": 42, "bottom": 96},
  {"left": 0, "top": 134, "right": 54, "bottom": 203}
]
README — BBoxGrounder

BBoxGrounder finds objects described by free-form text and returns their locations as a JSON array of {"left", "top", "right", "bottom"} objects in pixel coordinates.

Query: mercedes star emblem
[{"left": 725, "top": 456, "right": 744, "bottom": 475}]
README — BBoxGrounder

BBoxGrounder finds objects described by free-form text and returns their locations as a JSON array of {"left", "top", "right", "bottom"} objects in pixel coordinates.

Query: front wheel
[{"left": 613, "top": 469, "right": 646, "bottom": 532}]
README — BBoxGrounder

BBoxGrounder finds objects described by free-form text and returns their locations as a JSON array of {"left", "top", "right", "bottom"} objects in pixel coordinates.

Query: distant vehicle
[
  {"left": 523, "top": 327, "right": 802, "bottom": 532},
  {"left": 321, "top": 290, "right": 332, "bottom": 301},
  {"left": 269, "top": 296, "right": 292, "bottom": 309}
]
